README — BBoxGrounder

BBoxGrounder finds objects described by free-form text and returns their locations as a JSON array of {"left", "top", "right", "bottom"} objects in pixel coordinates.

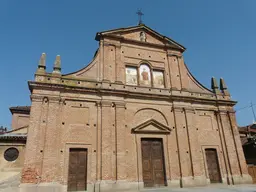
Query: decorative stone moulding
[{"left": 131, "top": 119, "right": 171, "bottom": 134}]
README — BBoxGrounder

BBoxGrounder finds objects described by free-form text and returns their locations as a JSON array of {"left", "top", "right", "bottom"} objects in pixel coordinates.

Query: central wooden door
[
  {"left": 68, "top": 148, "right": 87, "bottom": 191},
  {"left": 205, "top": 149, "right": 222, "bottom": 183},
  {"left": 141, "top": 138, "right": 166, "bottom": 187}
]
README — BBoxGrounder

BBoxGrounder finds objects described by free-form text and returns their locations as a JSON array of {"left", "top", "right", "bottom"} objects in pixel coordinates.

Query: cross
[{"left": 136, "top": 9, "right": 144, "bottom": 25}]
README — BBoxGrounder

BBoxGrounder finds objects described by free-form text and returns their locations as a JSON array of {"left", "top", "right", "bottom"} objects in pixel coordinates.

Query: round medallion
[{"left": 4, "top": 147, "right": 19, "bottom": 162}]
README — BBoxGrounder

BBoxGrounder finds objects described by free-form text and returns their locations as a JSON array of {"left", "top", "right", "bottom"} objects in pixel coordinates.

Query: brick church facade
[{"left": 5, "top": 24, "right": 252, "bottom": 191}]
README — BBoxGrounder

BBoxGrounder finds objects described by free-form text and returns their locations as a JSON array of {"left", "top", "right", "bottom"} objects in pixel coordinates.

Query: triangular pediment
[
  {"left": 132, "top": 119, "right": 171, "bottom": 134},
  {"left": 95, "top": 24, "right": 185, "bottom": 52}
]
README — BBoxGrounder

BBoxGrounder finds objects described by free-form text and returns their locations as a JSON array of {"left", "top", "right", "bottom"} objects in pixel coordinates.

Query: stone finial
[
  {"left": 220, "top": 78, "right": 230, "bottom": 95},
  {"left": 53, "top": 55, "right": 61, "bottom": 74},
  {"left": 220, "top": 78, "right": 227, "bottom": 90},
  {"left": 211, "top": 77, "right": 220, "bottom": 94},
  {"left": 36, "top": 53, "right": 46, "bottom": 73}
]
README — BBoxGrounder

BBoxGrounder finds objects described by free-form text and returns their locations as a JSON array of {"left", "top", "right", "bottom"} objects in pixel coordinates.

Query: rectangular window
[
  {"left": 153, "top": 70, "right": 164, "bottom": 88},
  {"left": 126, "top": 67, "right": 138, "bottom": 85}
]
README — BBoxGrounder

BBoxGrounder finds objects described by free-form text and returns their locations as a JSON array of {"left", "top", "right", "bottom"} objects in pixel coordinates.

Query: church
[{"left": 0, "top": 23, "right": 252, "bottom": 192}]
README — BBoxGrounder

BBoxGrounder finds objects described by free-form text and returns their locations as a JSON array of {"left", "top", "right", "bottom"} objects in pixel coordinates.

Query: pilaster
[
  {"left": 103, "top": 42, "right": 116, "bottom": 82},
  {"left": 115, "top": 43, "right": 123, "bottom": 84},
  {"left": 99, "top": 40, "right": 104, "bottom": 81},
  {"left": 167, "top": 54, "right": 181, "bottom": 90},
  {"left": 172, "top": 107, "right": 193, "bottom": 187},
  {"left": 21, "top": 95, "right": 47, "bottom": 183},
  {"left": 218, "top": 110, "right": 240, "bottom": 184},
  {"left": 58, "top": 99, "right": 66, "bottom": 184},
  {"left": 115, "top": 102, "right": 127, "bottom": 180},
  {"left": 96, "top": 101, "right": 102, "bottom": 182},
  {"left": 177, "top": 56, "right": 189, "bottom": 91},
  {"left": 184, "top": 108, "right": 206, "bottom": 185},
  {"left": 164, "top": 53, "right": 171, "bottom": 88},
  {"left": 166, "top": 109, "right": 180, "bottom": 183},
  {"left": 100, "top": 101, "right": 115, "bottom": 180},
  {"left": 227, "top": 111, "right": 253, "bottom": 184},
  {"left": 41, "top": 96, "right": 61, "bottom": 182},
  {"left": 215, "top": 111, "right": 232, "bottom": 184}
]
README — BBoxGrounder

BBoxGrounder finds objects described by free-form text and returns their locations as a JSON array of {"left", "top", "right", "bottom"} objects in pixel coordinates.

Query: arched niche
[{"left": 139, "top": 64, "right": 152, "bottom": 86}]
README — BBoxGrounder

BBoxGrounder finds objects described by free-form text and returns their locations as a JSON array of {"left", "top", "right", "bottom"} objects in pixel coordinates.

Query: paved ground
[
  {"left": 139, "top": 185, "right": 256, "bottom": 192},
  {"left": 0, "top": 185, "right": 255, "bottom": 192}
]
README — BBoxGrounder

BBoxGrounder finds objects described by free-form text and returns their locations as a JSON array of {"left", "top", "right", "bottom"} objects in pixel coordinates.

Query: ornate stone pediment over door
[{"left": 131, "top": 119, "right": 171, "bottom": 134}]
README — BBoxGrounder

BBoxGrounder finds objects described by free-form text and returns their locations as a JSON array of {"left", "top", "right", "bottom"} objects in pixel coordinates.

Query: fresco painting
[
  {"left": 139, "top": 64, "right": 151, "bottom": 86},
  {"left": 153, "top": 71, "right": 164, "bottom": 88},
  {"left": 126, "top": 67, "right": 137, "bottom": 85}
]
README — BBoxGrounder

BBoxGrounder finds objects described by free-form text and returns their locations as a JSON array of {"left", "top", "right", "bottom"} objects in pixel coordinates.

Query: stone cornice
[
  {"left": 9, "top": 106, "right": 30, "bottom": 115},
  {"left": 172, "top": 107, "right": 184, "bottom": 113},
  {"left": 167, "top": 53, "right": 182, "bottom": 58},
  {"left": 30, "top": 95, "right": 44, "bottom": 102},
  {"left": 214, "top": 110, "right": 235, "bottom": 115},
  {"left": 102, "top": 34, "right": 183, "bottom": 52},
  {"left": 103, "top": 41, "right": 121, "bottom": 48},
  {"left": 28, "top": 81, "right": 237, "bottom": 107},
  {"left": 48, "top": 96, "right": 61, "bottom": 103}
]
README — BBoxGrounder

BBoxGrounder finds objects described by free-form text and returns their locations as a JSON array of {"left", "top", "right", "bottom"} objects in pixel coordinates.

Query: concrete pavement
[{"left": 0, "top": 184, "right": 255, "bottom": 192}]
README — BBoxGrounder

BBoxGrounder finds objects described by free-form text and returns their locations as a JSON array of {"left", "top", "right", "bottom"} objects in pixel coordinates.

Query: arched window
[
  {"left": 139, "top": 64, "right": 151, "bottom": 86},
  {"left": 125, "top": 67, "right": 137, "bottom": 85},
  {"left": 125, "top": 62, "right": 165, "bottom": 88},
  {"left": 153, "top": 70, "right": 164, "bottom": 88}
]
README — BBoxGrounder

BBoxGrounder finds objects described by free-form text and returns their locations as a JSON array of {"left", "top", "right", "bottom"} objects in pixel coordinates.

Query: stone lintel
[
  {"left": 100, "top": 101, "right": 113, "bottom": 107},
  {"left": 184, "top": 108, "right": 196, "bottom": 114},
  {"left": 114, "top": 102, "right": 126, "bottom": 108}
]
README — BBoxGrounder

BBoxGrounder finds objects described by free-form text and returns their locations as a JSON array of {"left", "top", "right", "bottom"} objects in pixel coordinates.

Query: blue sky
[{"left": 0, "top": 0, "right": 256, "bottom": 128}]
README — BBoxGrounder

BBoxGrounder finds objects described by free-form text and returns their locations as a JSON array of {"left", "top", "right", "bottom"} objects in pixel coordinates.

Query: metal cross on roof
[{"left": 136, "top": 9, "right": 144, "bottom": 25}]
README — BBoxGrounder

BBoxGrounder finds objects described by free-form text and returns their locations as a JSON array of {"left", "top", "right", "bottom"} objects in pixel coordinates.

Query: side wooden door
[
  {"left": 141, "top": 138, "right": 166, "bottom": 187},
  {"left": 68, "top": 148, "right": 87, "bottom": 191},
  {"left": 248, "top": 166, "right": 256, "bottom": 183},
  {"left": 205, "top": 149, "right": 222, "bottom": 183}
]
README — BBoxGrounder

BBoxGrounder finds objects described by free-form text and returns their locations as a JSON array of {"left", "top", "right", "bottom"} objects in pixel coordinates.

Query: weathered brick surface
[
  {"left": 11, "top": 113, "right": 29, "bottom": 130},
  {"left": 18, "top": 25, "right": 251, "bottom": 191}
]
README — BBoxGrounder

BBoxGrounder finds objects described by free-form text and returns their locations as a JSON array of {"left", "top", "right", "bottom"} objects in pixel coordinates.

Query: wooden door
[
  {"left": 141, "top": 138, "right": 166, "bottom": 187},
  {"left": 68, "top": 148, "right": 87, "bottom": 191},
  {"left": 205, "top": 149, "right": 222, "bottom": 183},
  {"left": 248, "top": 166, "right": 256, "bottom": 183}
]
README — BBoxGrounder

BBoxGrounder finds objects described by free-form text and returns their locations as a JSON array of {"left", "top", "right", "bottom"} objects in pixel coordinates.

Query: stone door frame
[
  {"left": 135, "top": 134, "right": 170, "bottom": 189},
  {"left": 64, "top": 143, "right": 92, "bottom": 188},
  {"left": 201, "top": 145, "right": 225, "bottom": 184}
]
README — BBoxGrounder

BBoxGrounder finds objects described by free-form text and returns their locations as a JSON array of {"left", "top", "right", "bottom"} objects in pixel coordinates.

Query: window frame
[{"left": 125, "top": 62, "right": 165, "bottom": 88}]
